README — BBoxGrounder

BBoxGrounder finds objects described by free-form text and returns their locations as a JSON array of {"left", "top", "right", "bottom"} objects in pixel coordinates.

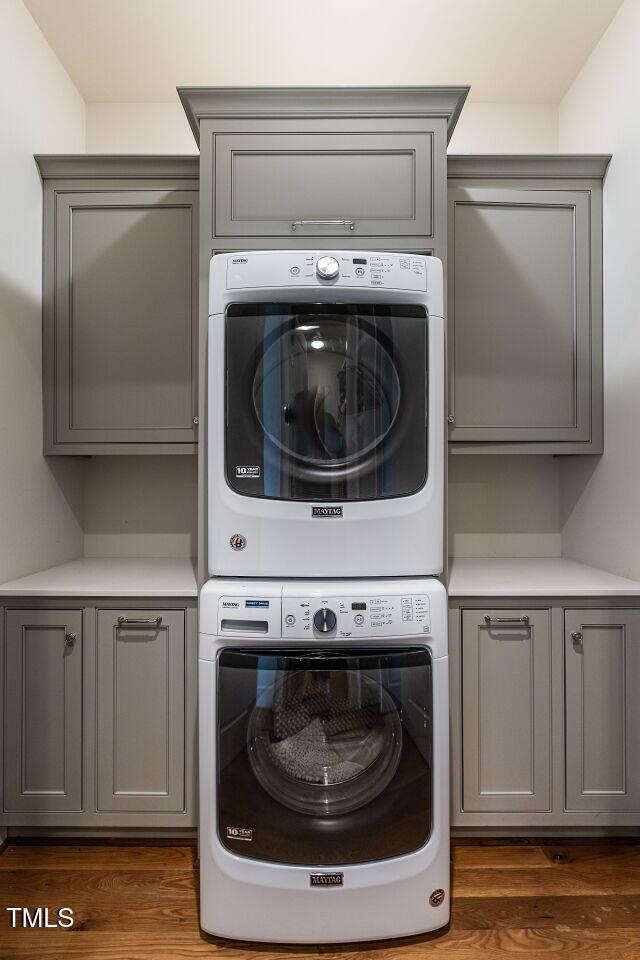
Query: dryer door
[
  {"left": 225, "top": 303, "right": 427, "bottom": 501},
  {"left": 217, "top": 646, "right": 432, "bottom": 866}
]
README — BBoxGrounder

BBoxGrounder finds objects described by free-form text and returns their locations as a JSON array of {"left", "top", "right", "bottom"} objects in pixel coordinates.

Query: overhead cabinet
[
  {"left": 214, "top": 132, "right": 434, "bottom": 238},
  {"left": 447, "top": 156, "right": 609, "bottom": 454},
  {"left": 37, "top": 157, "right": 199, "bottom": 454}
]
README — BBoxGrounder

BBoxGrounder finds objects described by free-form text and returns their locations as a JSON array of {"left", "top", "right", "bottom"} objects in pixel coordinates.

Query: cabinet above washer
[{"left": 179, "top": 85, "right": 469, "bottom": 261}]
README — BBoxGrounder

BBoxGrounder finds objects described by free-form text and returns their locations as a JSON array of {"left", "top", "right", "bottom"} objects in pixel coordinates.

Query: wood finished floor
[{"left": 1, "top": 841, "right": 640, "bottom": 958}]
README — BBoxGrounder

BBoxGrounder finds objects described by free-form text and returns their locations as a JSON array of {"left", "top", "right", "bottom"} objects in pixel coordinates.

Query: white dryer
[
  {"left": 199, "top": 577, "right": 449, "bottom": 943},
  {"left": 208, "top": 250, "right": 445, "bottom": 578}
]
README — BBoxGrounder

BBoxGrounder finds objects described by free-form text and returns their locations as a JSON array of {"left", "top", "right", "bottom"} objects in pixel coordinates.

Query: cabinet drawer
[
  {"left": 4, "top": 610, "right": 83, "bottom": 813},
  {"left": 460, "top": 608, "right": 552, "bottom": 813},
  {"left": 96, "top": 609, "right": 186, "bottom": 813},
  {"left": 214, "top": 133, "right": 433, "bottom": 237}
]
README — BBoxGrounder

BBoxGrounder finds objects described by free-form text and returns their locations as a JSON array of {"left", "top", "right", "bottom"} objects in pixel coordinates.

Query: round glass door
[
  {"left": 247, "top": 667, "right": 402, "bottom": 817},
  {"left": 252, "top": 320, "right": 401, "bottom": 478}
]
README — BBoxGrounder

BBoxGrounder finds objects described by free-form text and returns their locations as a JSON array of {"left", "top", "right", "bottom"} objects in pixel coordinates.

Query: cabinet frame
[
  {"left": 450, "top": 595, "right": 640, "bottom": 831},
  {"left": 37, "top": 158, "right": 200, "bottom": 455},
  {"left": 1, "top": 597, "right": 197, "bottom": 829},
  {"left": 447, "top": 155, "right": 608, "bottom": 455}
]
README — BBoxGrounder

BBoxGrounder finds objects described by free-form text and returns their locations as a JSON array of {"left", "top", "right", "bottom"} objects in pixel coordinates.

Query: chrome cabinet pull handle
[
  {"left": 64, "top": 632, "right": 76, "bottom": 646},
  {"left": 484, "top": 615, "right": 530, "bottom": 625},
  {"left": 117, "top": 617, "right": 162, "bottom": 627},
  {"left": 291, "top": 219, "right": 355, "bottom": 231}
]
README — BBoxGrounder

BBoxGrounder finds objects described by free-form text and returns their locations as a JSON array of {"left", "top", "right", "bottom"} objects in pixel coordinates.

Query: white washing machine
[
  {"left": 199, "top": 577, "right": 449, "bottom": 943},
  {"left": 208, "top": 250, "right": 445, "bottom": 579}
]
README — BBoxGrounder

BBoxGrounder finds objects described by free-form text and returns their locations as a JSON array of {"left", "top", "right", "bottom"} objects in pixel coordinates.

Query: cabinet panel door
[
  {"left": 4, "top": 610, "right": 83, "bottom": 812},
  {"left": 96, "top": 610, "right": 186, "bottom": 812},
  {"left": 53, "top": 189, "right": 197, "bottom": 448},
  {"left": 448, "top": 188, "right": 591, "bottom": 443},
  {"left": 461, "top": 609, "right": 552, "bottom": 813},
  {"left": 565, "top": 610, "right": 640, "bottom": 813},
  {"left": 214, "top": 133, "right": 433, "bottom": 237}
]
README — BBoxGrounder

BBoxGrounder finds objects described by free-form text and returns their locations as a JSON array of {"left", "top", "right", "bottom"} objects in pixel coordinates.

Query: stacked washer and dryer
[{"left": 199, "top": 250, "right": 448, "bottom": 943}]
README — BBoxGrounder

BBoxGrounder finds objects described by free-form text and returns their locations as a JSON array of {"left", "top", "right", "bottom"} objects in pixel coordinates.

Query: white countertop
[
  {"left": 448, "top": 557, "right": 640, "bottom": 597},
  {"left": 0, "top": 558, "right": 198, "bottom": 598}
]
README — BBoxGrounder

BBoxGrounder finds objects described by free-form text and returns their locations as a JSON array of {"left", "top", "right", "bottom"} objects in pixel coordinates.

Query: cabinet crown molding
[
  {"left": 448, "top": 154, "right": 611, "bottom": 179},
  {"left": 35, "top": 155, "right": 199, "bottom": 180},
  {"left": 178, "top": 85, "right": 470, "bottom": 145}
]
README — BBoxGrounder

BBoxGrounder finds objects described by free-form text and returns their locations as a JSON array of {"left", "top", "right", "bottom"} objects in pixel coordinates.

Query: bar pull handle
[
  {"left": 291, "top": 219, "right": 355, "bottom": 231},
  {"left": 484, "top": 615, "right": 530, "bottom": 625},
  {"left": 117, "top": 616, "right": 162, "bottom": 627}
]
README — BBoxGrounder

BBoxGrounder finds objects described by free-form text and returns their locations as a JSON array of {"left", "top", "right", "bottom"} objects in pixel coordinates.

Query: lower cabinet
[
  {"left": 460, "top": 609, "right": 551, "bottom": 814},
  {"left": 1, "top": 601, "right": 196, "bottom": 828},
  {"left": 96, "top": 609, "right": 186, "bottom": 813},
  {"left": 565, "top": 609, "right": 640, "bottom": 814},
  {"left": 4, "top": 609, "right": 83, "bottom": 813},
  {"left": 451, "top": 599, "right": 640, "bottom": 828}
]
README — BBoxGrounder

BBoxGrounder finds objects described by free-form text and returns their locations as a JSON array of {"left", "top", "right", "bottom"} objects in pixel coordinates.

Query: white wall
[
  {"left": 85, "top": 99, "right": 558, "bottom": 155},
  {"left": 0, "top": 0, "right": 86, "bottom": 581},
  {"left": 449, "top": 456, "right": 562, "bottom": 558},
  {"left": 449, "top": 102, "right": 558, "bottom": 153},
  {"left": 82, "top": 457, "right": 197, "bottom": 559},
  {"left": 558, "top": 0, "right": 640, "bottom": 580}
]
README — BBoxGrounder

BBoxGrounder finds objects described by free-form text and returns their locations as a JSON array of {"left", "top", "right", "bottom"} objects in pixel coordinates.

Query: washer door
[
  {"left": 225, "top": 303, "right": 428, "bottom": 501},
  {"left": 217, "top": 646, "right": 433, "bottom": 866}
]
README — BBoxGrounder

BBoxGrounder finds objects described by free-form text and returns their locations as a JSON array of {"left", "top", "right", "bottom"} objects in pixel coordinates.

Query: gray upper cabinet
[
  {"left": 96, "top": 609, "right": 186, "bottom": 813},
  {"left": 448, "top": 156, "right": 609, "bottom": 454},
  {"left": 4, "top": 609, "right": 83, "bottom": 813},
  {"left": 460, "top": 608, "right": 552, "bottom": 813},
  {"left": 214, "top": 132, "right": 433, "bottom": 238},
  {"left": 565, "top": 609, "right": 640, "bottom": 814},
  {"left": 37, "top": 157, "right": 199, "bottom": 454}
]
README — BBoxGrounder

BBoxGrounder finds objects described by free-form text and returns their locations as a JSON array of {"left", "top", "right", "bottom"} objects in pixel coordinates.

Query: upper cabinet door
[
  {"left": 46, "top": 187, "right": 198, "bottom": 453},
  {"left": 448, "top": 183, "right": 601, "bottom": 452},
  {"left": 214, "top": 133, "right": 433, "bottom": 238}
]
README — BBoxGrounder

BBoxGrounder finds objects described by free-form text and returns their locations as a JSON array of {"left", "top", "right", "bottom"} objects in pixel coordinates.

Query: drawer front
[
  {"left": 460, "top": 608, "right": 552, "bottom": 813},
  {"left": 96, "top": 609, "right": 186, "bottom": 813},
  {"left": 214, "top": 133, "right": 433, "bottom": 237}
]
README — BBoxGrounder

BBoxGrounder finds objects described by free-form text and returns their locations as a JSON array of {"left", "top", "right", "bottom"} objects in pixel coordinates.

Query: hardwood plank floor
[{"left": 0, "top": 841, "right": 639, "bottom": 959}]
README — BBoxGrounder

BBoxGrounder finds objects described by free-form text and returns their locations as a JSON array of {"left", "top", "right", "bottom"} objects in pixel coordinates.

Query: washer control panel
[
  {"left": 282, "top": 594, "right": 431, "bottom": 638},
  {"left": 226, "top": 251, "right": 427, "bottom": 292}
]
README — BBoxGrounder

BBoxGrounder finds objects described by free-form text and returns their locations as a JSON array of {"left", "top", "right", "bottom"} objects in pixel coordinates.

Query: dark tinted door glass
[
  {"left": 217, "top": 646, "right": 432, "bottom": 866},
  {"left": 226, "top": 303, "right": 427, "bottom": 501}
]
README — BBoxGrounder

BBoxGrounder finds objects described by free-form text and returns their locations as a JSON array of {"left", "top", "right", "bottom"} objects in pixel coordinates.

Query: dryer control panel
[
  {"left": 225, "top": 251, "right": 428, "bottom": 292},
  {"left": 282, "top": 593, "right": 431, "bottom": 639}
]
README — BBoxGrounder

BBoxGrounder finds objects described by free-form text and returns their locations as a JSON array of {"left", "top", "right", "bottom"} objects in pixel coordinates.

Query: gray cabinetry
[
  {"left": 214, "top": 132, "right": 434, "bottom": 238},
  {"left": 96, "top": 609, "right": 186, "bottom": 813},
  {"left": 37, "top": 157, "right": 199, "bottom": 455},
  {"left": 1, "top": 597, "right": 197, "bottom": 829},
  {"left": 447, "top": 156, "right": 609, "bottom": 454},
  {"left": 460, "top": 608, "right": 552, "bottom": 813},
  {"left": 565, "top": 609, "right": 640, "bottom": 813},
  {"left": 4, "top": 609, "right": 83, "bottom": 813}
]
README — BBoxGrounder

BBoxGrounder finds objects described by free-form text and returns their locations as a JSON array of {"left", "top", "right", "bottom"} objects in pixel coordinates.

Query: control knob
[
  {"left": 316, "top": 256, "right": 340, "bottom": 280},
  {"left": 313, "top": 607, "right": 337, "bottom": 633}
]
